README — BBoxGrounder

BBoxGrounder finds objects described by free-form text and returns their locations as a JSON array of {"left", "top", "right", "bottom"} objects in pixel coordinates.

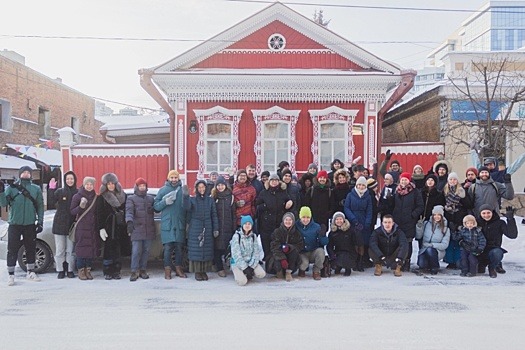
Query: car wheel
[
  {"left": 17, "top": 240, "right": 53, "bottom": 274},
  {"left": 170, "top": 244, "right": 189, "bottom": 272}
]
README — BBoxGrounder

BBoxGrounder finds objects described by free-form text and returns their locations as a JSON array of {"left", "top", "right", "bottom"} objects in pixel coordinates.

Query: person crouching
[
  {"left": 270, "top": 212, "right": 304, "bottom": 282},
  {"left": 369, "top": 214, "right": 408, "bottom": 277},
  {"left": 230, "top": 216, "right": 266, "bottom": 286}
]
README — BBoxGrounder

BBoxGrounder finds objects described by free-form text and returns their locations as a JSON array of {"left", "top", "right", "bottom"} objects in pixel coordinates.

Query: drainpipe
[
  {"left": 139, "top": 69, "right": 176, "bottom": 169},
  {"left": 376, "top": 69, "right": 416, "bottom": 169}
]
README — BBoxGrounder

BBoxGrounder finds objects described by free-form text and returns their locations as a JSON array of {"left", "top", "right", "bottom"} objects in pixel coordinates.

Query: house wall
[
  {"left": 0, "top": 54, "right": 103, "bottom": 145},
  {"left": 383, "top": 101, "right": 442, "bottom": 143}
]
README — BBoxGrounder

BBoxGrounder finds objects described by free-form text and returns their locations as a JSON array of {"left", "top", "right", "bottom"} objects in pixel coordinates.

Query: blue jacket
[
  {"left": 343, "top": 188, "right": 372, "bottom": 230},
  {"left": 184, "top": 191, "right": 219, "bottom": 262},
  {"left": 295, "top": 219, "right": 328, "bottom": 252},
  {"left": 455, "top": 226, "right": 486, "bottom": 255}
]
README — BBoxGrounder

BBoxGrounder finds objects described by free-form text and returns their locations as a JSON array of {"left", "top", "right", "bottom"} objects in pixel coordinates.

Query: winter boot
[
  {"left": 67, "top": 271, "right": 75, "bottom": 278},
  {"left": 478, "top": 264, "right": 487, "bottom": 274},
  {"left": 175, "top": 266, "right": 187, "bottom": 278},
  {"left": 334, "top": 266, "right": 342, "bottom": 275},
  {"left": 488, "top": 267, "right": 497, "bottom": 278},
  {"left": 85, "top": 268, "right": 94, "bottom": 280},
  {"left": 78, "top": 268, "right": 88, "bottom": 281},
  {"left": 285, "top": 269, "right": 293, "bottom": 282},
  {"left": 313, "top": 271, "right": 321, "bottom": 280},
  {"left": 298, "top": 269, "right": 306, "bottom": 277},
  {"left": 57, "top": 271, "right": 65, "bottom": 279},
  {"left": 139, "top": 270, "right": 149, "bottom": 279},
  {"left": 130, "top": 271, "right": 139, "bottom": 282},
  {"left": 217, "top": 270, "right": 227, "bottom": 278},
  {"left": 495, "top": 263, "right": 506, "bottom": 274},
  {"left": 195, "top": 272, "right": 204, "bottom": 281},
  {"left": 7, "top": 275, "right": 15, "bottom": 286},
  {"left": 394, "top": 265, "right": 402, "bottom": 277},
  {"left": 202, "top": 272, "right": 209, "bottom": 281},
  {"left": 276, "top": 270, "right": 284, "bottom": 279},
  {"left": 343, "top": 269, "right": 352, "bottom": 277},
  {"left": 402, "top": 259, "right": 411, "bottom": 272},
  {"left": 164, "top": 267, "right": 172, "bottom": 280},
  {"left": 446, "top": 263, "right": 457, "bottom": 270},
  {"left": 374, "top": 264, "right": 382, "bottom": 276}
]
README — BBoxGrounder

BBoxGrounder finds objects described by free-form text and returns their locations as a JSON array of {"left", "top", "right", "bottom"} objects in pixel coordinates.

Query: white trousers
[
  {"left": 54, "top": 234, "right": 75, "bottom": 272},
  {"left": 232, "top": 264, "right": 266, "bottom": 286}
]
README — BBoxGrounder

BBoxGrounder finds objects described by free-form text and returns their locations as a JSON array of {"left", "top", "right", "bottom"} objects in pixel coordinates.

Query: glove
[
  {"left": 127, "top": 222, "right": 134, "bottom": 236},
  {"left": 280, "top": 259, "right": 289, "bottom": 270},
  {"left": 504, "top": 173, "right": 511, "bottom": 183},
  {"left": 181, "top": 185, "right": 189, "bottom": 197},
  {"left": 79, "top": 197, "right": 88, "bottom": 209},
  {"left": 213, "top": 230, "right": 219, "bottom": 238},
  {"left": 236, "top": 200, "right": 245, "bottom": 208},
  {"left": 165, "top": 196, "right": 174, "bottom": 205},
  {"left": 473, "top": 248, "right": 483, "bottom": 256},
  {"left": 99, "top": 228, "right": 108, "bottom": 241},
  {"left": 35, "top": 223, "right": 43, "bottom": 233},
  {"left": 505, "top": 206, "right": 515, "bottom": 219},
  {"left": 459, "top": 240, "right": 469, "bottom": 250},
  {"left": 353, "top": 222, "right": 364, "bottom": 231},
  {"left": 423, "top": 242, "right": 432, "bottom": 248},
  {"left": 281, "top": 244, "right": 290, "bottom": 253},
  {"left": 463, "top": 181, "right": 472, "bottom": 189},
  {"left": 243, "top": 267, "right": 254, "bottom": 280},
  {"left": 385, "top": 149, "right": 393, "bottom": 161},
  {"left": 0, "top": 181, "right": 4, "bottom": 193},
  {"left": 395, "top": 258, "right": 403, "bottom": 266},
  {"left": 380, "top": 256, "right": 387, "bottom": 266}
]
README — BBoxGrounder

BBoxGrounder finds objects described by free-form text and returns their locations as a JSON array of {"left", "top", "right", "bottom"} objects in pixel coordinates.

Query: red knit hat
[
  {"left": 317, "top": 170, "right": 328, "bottom": 179},
  {"left": 400, "top": 172, "right": 412, "bottom": 181},
  {"left": 466, "top": 167, "right": 478, "bottom": 177},
  {"left": 135, "top": 177, "right": 147, "bottom": 186}
]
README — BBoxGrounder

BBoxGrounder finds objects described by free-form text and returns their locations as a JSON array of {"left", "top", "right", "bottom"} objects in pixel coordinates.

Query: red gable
[{"left": 192, "top": 20, "right": 364, "bottom": 70}]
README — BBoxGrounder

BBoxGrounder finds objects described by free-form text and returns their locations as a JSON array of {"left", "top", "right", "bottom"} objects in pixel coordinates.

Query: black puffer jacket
[
  {"left": 392, "top": 185, "right": 424, "bottom": 240},
  {"left": 421, "top": 186, "right": 445, "bottom": 221},
  {"left": 369, "top": 224, "right": 408, "bottom": 259},
  {"left": 327, "top": 219, "right": 363, "bottom": 256},
  {"left": 211, "top": 187, "right": 236, "bottom": 250},
  {"left": 270, "top": 223, "right": 304, "bottom": 261},
  {"left": 52, "top": 171, "right": 78, "bottom": 235},
  {"left": 477, "top": 211, "right": 518, "bottom": 251},
  {"left": 256, "top": 181, "right": 291, "bottom": 235},
  {"left": 125, "top": 186, "right": 156, "bottom": 241},
  {"left": 303, "top": 179, "right": 332, "bottom": 229}
]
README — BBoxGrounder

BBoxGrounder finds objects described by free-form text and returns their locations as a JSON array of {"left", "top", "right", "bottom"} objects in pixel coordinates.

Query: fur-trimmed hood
[
  {"left": 264, "top": 179, "right": 287, "bottom": 191},
  {"left": 331, "top": 218, "right": 351, "bottom": 232},
  {"left": 332, "top": 169, "right": 350, "bottom": 185}
]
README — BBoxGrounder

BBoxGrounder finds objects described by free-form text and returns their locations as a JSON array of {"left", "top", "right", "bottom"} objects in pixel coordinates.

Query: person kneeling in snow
[
  {"left": 369, "top": 214, "right": 408, "bottom": 277},
  {"left": 229, "top": 216, "right": 265, "bottom": 286}
]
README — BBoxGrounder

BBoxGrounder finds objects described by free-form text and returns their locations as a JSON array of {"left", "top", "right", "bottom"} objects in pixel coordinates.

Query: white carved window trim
[
  {"left": 309, "top": 106, "right": 359, "bottom": 167},
  {"left": 252, "top": 106, "right": 300, "bottom": 174},
  {"left": 193, "top": 106, "right": 243, "bottom": 179}
]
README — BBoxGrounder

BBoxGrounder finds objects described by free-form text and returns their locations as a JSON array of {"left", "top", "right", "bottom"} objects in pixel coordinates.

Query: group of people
[{"left": 0, "top": 151, "right": 520, "bottom": 286}]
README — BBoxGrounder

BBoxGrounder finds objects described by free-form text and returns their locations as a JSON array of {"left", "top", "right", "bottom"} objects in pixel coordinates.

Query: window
[
  {"left": 252, "top": 106, "right": 300, "bottom": 174},
  {"left": 0, "top": 99, "right": 12, "bottom": 131},
  {"left": 319, "top": 122, "right": 346, "bottom": 170},
  {"left": 193, "top": 106, "right": 242, "bottom": 178},
  {"left": 38, "top": 107, "right": 51, "bottom": 138}
]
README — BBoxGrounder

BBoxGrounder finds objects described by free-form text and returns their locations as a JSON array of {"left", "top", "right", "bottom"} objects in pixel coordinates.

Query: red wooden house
[{"left": 139, "top": 2, "right": 415, "bottom": 186}]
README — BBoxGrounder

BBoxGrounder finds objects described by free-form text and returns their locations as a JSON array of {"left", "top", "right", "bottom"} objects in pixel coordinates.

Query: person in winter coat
[
  {"left": 366, "top": 177, "right": 380, "bottom": 233},
  {"left": 281, "top": 168, "right": 301, "bottom": 218},
  {"left": 327, "top": 211, "right": 363, "bottom": 276},
  {"left": 299, "top": 172, "right": 314, "bottom": 204},
  {"left": 420, "top": 174, "right": 445, "bottom": 221},
  {"left": 412, "top": 165, "right": 426, "bottom": 190},
  {"left": 246, "top": 164, "right": 264, "bottom": 196},
  {"left": 477, "top": 204, "right": 518, "bottom": 278},
  {"left": 184, "top": 180, "right": 219, "bottom": 281},
  {"left": 1, "top": 166, "right": 44, "bottom": 286},
  {"left": 379, "top": 149, "right": 401, "bottom": 184},
  {"left": 125, "top": 177, "right": 155, "bottom": 282},
  {"left": 343, "top": 176, "right": 373, "bottom": 269},
  {"left": 330, "top": 169, "right": 351, "bottom": 215},
  {"left": 455, "top": 214, "right": 486, "bottom": 277},
  {"left": 96, "top": 172, "right": 127, "bottom": 280},
  {"left": 378, "top": 173, "right": 396, "bottom": 221},
  {"left": 303, "top": 170, "right": 332, "bottom": 232},
  {"left": 296, "top": 206, "right": 327, "bottom": 280},
  {"left": 229, "top": 215, "right": 265, "bottom": 286},
  {"left": 154, "top": 170, "right": 187, "bottom": 279},
  {"left": 211, "top": 176, "right": 236, "bottom": 278},
  {"left": 415, "top": 205, "right": 450, "bottom": 275},
  {"left": 468, "top": 166, "right": 514, "bottom": 217},
  {"left": 256, "top": 173, "right": 293, "bottom": 260},
  {"left": 70, "top": 177, "right": 98, "bottom": 280},
  {"left": 306, "top": 162, "right": 318, "bottom": 178},
  {"left": 51, "top": 171, "right": 78, "bottom": 279},
  {"left": 204, "top": 171, "right": 219, "bottom": 197},
  {"left": 232, "top": 169, "right": 257, "bottom": 226},
  {"left": 328, "top": 158, "right": 344, "bottom": 186},
  {"left": 392, "top": 172, "right": 424, "bottom": 272},
  {"left": 433, "top": 160, "right": 451, "bottom": 192},
  {"left": 270, "top": 212, "right": 304, "bottom": 282},
  {"left": 462, "top": 167, "right": 478, "bottom": 191},
  {"left": 369, "top": 215, "right": 408, "bottom": 277},
  {"left": 443, "top": 172, "right": 471, "bottom": 270}
]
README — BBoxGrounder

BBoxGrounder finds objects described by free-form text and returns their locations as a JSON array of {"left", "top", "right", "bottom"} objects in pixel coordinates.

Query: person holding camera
[
  {"left": 369, "top": 214, "right": 408, "bottom": 277},
  {"left": 1, "top": 166, "right": 44, "bottom": 286}
]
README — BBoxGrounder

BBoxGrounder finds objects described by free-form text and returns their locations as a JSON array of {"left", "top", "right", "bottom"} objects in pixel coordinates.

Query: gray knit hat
[
  {"left": 356, "top": 176, "right": 367, "bottom": 186},
  {"left": 269, "top": 173, "right": 280, "bottom": 181},
  {"left": 282, "top": 212, "right": 295, "bottom": 223}
]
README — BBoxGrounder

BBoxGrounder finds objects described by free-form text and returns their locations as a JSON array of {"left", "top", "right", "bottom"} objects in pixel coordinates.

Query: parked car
[{"left": 0, "top": 189, "right": 188, "bottom": 273}]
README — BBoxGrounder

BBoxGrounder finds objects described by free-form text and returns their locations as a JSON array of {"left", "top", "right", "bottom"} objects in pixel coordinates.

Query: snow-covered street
[{"left": 1, "top": 221, "right": 525, "bottom": 350}]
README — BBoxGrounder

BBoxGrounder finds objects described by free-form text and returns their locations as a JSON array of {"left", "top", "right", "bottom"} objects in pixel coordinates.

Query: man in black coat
[{"left": 369, "top": 214, "right": 408, "bottom": 277}]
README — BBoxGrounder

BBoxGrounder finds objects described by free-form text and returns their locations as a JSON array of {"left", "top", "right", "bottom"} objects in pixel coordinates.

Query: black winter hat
[
  {"left": 215, "top": 176, "right": 227, "bottom": 187},
  {"left": 425, "top": 174, "right": 438, "bottom": 185},
  {"left": 19, "top": 166, "right": 33, "bottom": 178}
]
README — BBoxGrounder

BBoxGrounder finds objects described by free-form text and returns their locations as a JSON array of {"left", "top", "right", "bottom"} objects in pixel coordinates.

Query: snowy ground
[{"left": 1, "top": 219, "right": 525, "bottom": 350}]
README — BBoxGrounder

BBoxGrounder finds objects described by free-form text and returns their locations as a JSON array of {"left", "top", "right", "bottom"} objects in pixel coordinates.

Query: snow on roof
[
  {"left": 6, "top": 143, "right": 62, "bottom": 166},
  {"left": 0, "top": 154, "right": 37, "bottom": 170}
]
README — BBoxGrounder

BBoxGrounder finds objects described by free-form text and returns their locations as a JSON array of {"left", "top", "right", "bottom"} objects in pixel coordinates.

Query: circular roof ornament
[{"left": 268, "top": 33, "right": 286, "bottom": 51}]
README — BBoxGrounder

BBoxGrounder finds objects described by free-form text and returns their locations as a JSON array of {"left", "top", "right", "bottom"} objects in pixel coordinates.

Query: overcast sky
[{"left": 0, "top": 0, "right": 488, "bottom": 112}]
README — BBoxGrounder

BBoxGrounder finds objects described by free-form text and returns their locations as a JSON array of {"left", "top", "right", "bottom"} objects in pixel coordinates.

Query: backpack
[{"left": 224, "top": 232, "right": 255, "bottom": 265}]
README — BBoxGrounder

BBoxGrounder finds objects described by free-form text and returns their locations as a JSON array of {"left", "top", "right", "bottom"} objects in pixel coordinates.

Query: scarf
[
  {"left": 396, "top": 182, "right": 414, "bottom": 196},
  {"left": 354, "top": 186, "right": 367, "bottom": 198},
  {"left": 445, "top": 185, "right": 462, "bottom": 213}
]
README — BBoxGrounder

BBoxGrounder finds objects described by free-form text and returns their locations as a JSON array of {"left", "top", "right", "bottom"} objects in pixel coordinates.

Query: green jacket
[{"left": 0, "top": 179, "right": 44, "bottom": 226}]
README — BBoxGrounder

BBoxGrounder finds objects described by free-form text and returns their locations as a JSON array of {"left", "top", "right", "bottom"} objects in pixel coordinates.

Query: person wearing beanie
[
  {"left": 412, "top": 165, "right": 426, "bottom": 189},
  {"left": 468, "top": 164, "right": 514, "bottom": 219},
  {"left": 349, "top": 164, "right": 366, "bottom": 189},
  {"left": 379, "top": 149, "right": 402, "bottom": 184},
  {"left": 185, "top": 179, "right": 219, "bottom": 281},
  {"left": 270, "top": 212, "right": 304, "bottom": 282},
  {"left": 476, "top": 203, "right": 518, "bottom": 278},
  {"left": 257, "top": 173, "right": 293, "bottom": 260},
  {"left": 378, "top": 173, "right": 396, "bottom": 222},
  {"left": 281, "top": 168, "right": 301, "bottom": 218},
  {"left": 154, "top": 167, "right": 187, "bottom": 279},
  {"left": 327, "top": 211, "right": 363, "bottom": 276},
  {"left": 331, "top": 169, "right": 351, "bottom": 214},
  {"left": 96, "top": 173, "right": 127, "bottom": 280},
  {"left": 307, "top": 163, "right": 318, "bottom": 177},
  {"left": 296, "top": 206, "right": 327, "bottom": 280},
  {"left": 1, "top": 166, "right": 44, "bottom": 285},
  {"left": 343, "top": 176, "right": 373, "bottom": 270},
  {"left": 369, "top": 214, "right": 409, "bottom": 277},
  {"left": 392, "top": 168, "right": 424, "bottom": 272},
  {"left": 462, "top": 167, "right": 478, "bottom": 190},
  {"left": 70, "top": 175, "right": 98, "bottom": 281},
  {"left": 366, "top": 177, "right": 380, "bottom": 240},
  {"left": 416, "top": 205, "right": 450, "bottom": 275},
  {"left": 229, "top": 215, "right": 266, "bottom": 286},
  {"left": 303, "top": 168, "right": 332, "bottom": 233},
  {"left": 232, "top": 169, "right": 256, "bottom": 227},
  {"left": 126, "top": 177, "right": 155, "bottom": 281},
  {"left": 51, "top": 171, "right": 78, "bottom": 279},
  {"left": 455, "top": 212, "right": 487, "bottom": 277},
  {"left": 210, "top": 175, "right": 235, "bottom": 278}
]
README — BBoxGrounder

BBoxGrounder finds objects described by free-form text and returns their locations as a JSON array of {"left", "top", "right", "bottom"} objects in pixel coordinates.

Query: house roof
[
  {"left": 6, "top": 143, "right": 62, "bottom": 167},
  {"left": 149, "top": 2, "right": 401, "bottom": 74}
]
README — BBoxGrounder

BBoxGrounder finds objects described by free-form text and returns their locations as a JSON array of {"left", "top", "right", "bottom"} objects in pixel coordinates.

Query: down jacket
[
  {"left": 229, "top": 229, "right": 262, "bottom": 270},
  {"left": 211, "top": 187, "right": 236, "bottom": 250},
  {"left": 125, "top": 186, "right": 156, "bottom": 241},
  {"left": 417, "top": 219, "right": 450, "bottom": 260},
  {"left": 295, "top": 219, "right": 327, "bottom": 253},
  {"left": 270, "top": 223, "right": 304, "bottom": 261},
  {"left": 70, "top": 186, "right": 99, "bottom": 259},
  {"left": 327, "top": 219, "right": 363, "bottom": 258},
  {"left": 369, "top": 224, "right": 409, "bottom": 260},
  {"left": 154, "top": 180, "right": 186, "bottom": 244},
  {"left": 256, "top": 181, "right": 291, "bottom": 235},
  {"left": 392, "top": 185, "right": 424, "bottom": 240},
  {"left": 52, "top": 171, "right": 78, "bottom": 235}
]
